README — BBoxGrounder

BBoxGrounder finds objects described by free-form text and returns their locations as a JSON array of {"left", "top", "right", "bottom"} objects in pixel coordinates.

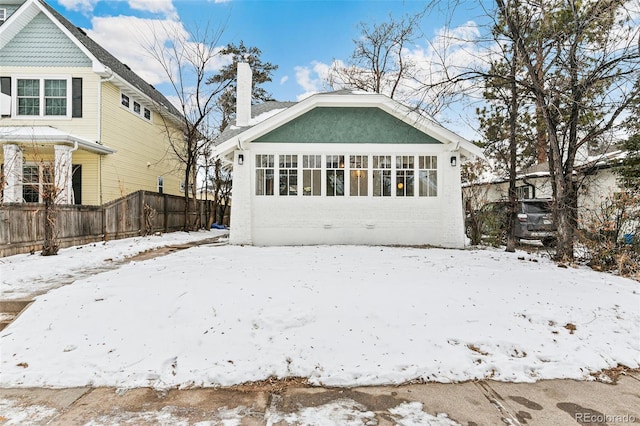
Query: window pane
[
  {"left": 327, "top": 170, "right": 344, "bottom": 196},
  {"left": 44, "top": 80, "right": 66, "bottom": 97},
  {"left": 256, "top": 169, "right": 264, "bottom": 195},
  {"left": 17, "top": 79, "right": 39, "bottom": 96},
  {"left": 373, "top": 170, "right": 391, "bottom": 197},
  {"left": 279, "top": 169, "right": 297, "bottom": 196},
  {"left": 303, "top": 169, "right": 321, "bottom": 196},
  {"left": 397, "top": 170, "right": 414, "bottom": 196},
  {"left": 45, "top": 98, "right": 66, "bottom": 116},
  {"left": 42, "top": 80, "right": 68, "bottom": 116},
  {"left": 428, "top": 170, "right": 437, "bottom": 196},
  {"left": 418, "top": 156, "right": 437, "bottom": 197},
  {"left": 17, "top": 79, "right": 40, "bottom": 116},
  {"left": 350, "top": 170, "right": 368, "bottom": 196},
  {"left": 18, "top": 98, "right": 39, "bottom": 115},
  {"left": 265, "top": 169, "right": 274, "bottom": 195},
  {"left": 312, "top": 169, "right": 321, "bottom": 195}
]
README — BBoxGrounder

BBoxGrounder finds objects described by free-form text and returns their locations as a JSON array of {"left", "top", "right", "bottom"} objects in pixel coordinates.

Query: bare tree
[
  {"left": 461, "top": 159, "right": 492, "bottom": 245},
  {"left": 328, "top": 12, "right": 423, "bottom": 99},
  {"left": 145, "top": 22, "right": 231, "bottom": 230}
]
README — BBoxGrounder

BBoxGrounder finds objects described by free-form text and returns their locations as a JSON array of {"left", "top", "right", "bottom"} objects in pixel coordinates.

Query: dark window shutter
[
  {"left": 72, "top": 165, "right": 82, "bottom": 205},
  {"left": 72, "top": 78, "right": 82, "bottom": 118},
  {"left": 1, "top": 77, "right": 10, "bottom": 117},
  {"left": 0, "top": 77, "right": 9, "bottom": 95}
]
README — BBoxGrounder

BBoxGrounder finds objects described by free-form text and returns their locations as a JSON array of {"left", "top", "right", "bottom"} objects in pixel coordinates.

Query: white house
[{"left": 213, "top": 63, "right": 484, "bottom": 247}]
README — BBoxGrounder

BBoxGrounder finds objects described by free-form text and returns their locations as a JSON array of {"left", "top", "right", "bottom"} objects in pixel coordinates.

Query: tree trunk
[
  {"left": 506, "top": 43, "right": 518, "bottom": 253},
  {"left": 42, "top": 197, "right": 59, "bottom": 256}
]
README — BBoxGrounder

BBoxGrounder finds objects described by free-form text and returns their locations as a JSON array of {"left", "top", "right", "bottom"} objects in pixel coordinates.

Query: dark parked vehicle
[{"left": 466, "top": 199, "right": 557, "bottom": 246}]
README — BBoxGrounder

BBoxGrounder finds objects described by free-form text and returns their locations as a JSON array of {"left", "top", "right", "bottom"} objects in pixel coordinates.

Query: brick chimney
[{"left": 236, "top": 62, "right": 252, "bottom": 127}]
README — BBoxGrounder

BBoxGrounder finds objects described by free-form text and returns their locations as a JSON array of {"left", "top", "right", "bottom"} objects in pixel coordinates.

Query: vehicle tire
[{"left": 542, "top": 237, "right": 556, "bottom": 247}]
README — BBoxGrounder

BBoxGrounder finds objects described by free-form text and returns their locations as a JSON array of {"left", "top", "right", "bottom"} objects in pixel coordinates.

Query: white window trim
[
  {"left": 12, "top": 75, "right": 72, "bottom": 119},
  {"left": 0, "top": 9, "right": 6, "bottom": 23},
  {"left": 119, "top": 90, "right": 153, "bottom": 123}
]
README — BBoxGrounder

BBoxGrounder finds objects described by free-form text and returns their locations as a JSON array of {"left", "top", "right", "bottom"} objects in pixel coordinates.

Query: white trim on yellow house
[
  {"left": 0, "top": 0, "right": 185, "bottom": 206},
  {"left": 0, "top": 126, "right": 115, "bottom": 154}
]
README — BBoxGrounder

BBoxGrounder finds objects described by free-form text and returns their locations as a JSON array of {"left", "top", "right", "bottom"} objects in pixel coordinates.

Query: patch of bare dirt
[
  {"left": 227, "top": 376, "right": 311, "bottom": 394},
  {"left": 590, "top": 365, "right": 640, "bottom": 384}
]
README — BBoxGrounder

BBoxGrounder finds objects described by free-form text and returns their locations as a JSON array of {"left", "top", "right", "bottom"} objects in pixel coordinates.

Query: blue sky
[{"left": 48, "top": 0, "right": 492, "bottom": 137}]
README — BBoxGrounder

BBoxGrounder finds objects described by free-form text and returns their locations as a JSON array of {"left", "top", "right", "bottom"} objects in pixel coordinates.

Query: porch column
[
  {"left": 54, "top": 145, "right": 73, "bottom": 204},
  {"left": 2, "top": 144, "right": 23, "bottom": 203}
]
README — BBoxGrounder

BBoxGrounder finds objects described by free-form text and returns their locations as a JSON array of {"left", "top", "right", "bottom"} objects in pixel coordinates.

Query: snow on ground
[
  {"left": 0, "top": 398, "right": 58, "bottom": 425},
  {"left": 0, "top": 397, "right": 459, "bottom": 426},
  {"left": 0, "top": 244, "right": 638, "bottom": 389},
  {"left": 0, "top": 230, "right": 227, "bottom": 300}
]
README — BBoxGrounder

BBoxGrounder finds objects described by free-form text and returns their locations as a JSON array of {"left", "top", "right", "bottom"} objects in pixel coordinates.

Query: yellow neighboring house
[{"left": 0, "top": 0, "right": 184, "bottom": 206}]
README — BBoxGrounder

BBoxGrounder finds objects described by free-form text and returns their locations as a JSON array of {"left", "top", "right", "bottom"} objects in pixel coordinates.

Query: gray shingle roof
[
  {"left": 39, "top": 0, "right": 182, "bottom": 119},
  {"left": 214, "top": 101, "right": 296, "bottom": 145}
]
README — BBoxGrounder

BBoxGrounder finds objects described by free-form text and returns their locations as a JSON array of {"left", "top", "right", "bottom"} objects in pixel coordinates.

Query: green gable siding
[
  {"left": 0, "top": 12, "right": 91, "bottom": 66},
  {"left": 254, "top": 107, "right": 442, "bottom": 144}
]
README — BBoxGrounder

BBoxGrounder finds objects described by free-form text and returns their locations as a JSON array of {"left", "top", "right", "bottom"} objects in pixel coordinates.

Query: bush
[{"left": 577, "top": 190, "right": 640, "bottom": 279}]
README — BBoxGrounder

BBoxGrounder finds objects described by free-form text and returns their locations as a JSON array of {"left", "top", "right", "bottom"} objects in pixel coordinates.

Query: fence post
[
  {"left": 163, "top": 194, "right": 168, "bottom": 233},
  {"left": 139, "top": 191, "right": 145, "bottom": 236}
]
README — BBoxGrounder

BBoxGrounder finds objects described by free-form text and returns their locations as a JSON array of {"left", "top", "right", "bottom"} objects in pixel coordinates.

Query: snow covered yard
[
  {"left": 0, "top": 243, "right": 638, "bottom": 389},
  {"left": 0, "top": 230, "right": 227, "bottom": 300}
]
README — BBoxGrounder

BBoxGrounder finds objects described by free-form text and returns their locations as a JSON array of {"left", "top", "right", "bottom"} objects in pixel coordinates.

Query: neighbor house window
[
  {"left": 279, "top": 154, "right": 298, "bottom": 196},
  {"left": 373, "top": 155, "right": 392, "bottom": 197},
  {"left": 255, "top": 154, "right": 274, "bottom": 195},
  {"left": 133, "top": 101, "right": 141, "bottom": 114},
  {"left": 44, "top": 79, "right": 67, "bottom": 115},
  {"left": 349, "top": 155, "right": 368, "bottom": 196},
  {"left": 418, "top": 156, "right": 437, "bottom": 197},
  {"left": 302, "top": 155, "right": 321, "bottom": 196},
  {"left": 22, "top": 164, "right": 53, "bottom": 203},
  {"left": 157, "top": 176, "right": 164, "bottom": 194},
  {"left": 17, "top": 79, "right": 39, "bottom": 116},
  {"left": 396, "top": 155, "right": 414, "bottom": 197},
  {"left": 144, "top": 108, "right": 151, "bottom": 120},
  {"left": 121, "top": 93, "right": 130, "bottom": 107},
  {"left": 15, "top": 78, "right": 70, "bottom": 117},
  {"left": 326, "top": 155, "right": 344, "bottom": 196}
]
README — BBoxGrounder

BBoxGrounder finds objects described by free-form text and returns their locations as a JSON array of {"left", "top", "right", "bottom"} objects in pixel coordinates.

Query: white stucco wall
[{"left": 229, "top": 143, "right": 466, "bottom": 248}]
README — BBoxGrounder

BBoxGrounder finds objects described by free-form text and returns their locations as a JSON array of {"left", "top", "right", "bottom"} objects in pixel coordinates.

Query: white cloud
[
  {"left": 57, "top": 0, "right": 98, "bottom": 13},
  {"left": 85, "top": 16, "right": 230, "bottom": 88},
  {"left": 294, "top": 61, "right": 337, "bottom": 100},
  {"left": 86, "top": 16, "right": 183, "bottom": 85},
  {"left": 279, "top": 75, "right": 289, "bottom": 85},
  {"left": 128, "top": 0, "right": 178, "bottom": 20}
]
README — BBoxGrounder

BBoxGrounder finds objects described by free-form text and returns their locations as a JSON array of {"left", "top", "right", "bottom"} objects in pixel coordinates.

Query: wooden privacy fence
[{"left": 0, "top": 191, "right": 217, "bottom": 257}]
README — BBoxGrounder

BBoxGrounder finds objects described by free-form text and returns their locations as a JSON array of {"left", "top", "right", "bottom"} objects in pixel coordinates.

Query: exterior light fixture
[
  {"left": 238, "top": 154, "right": 244, "bottom": 165},
  {"left": 450, "top": 156, "right": 457, "bottom": 167}
]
